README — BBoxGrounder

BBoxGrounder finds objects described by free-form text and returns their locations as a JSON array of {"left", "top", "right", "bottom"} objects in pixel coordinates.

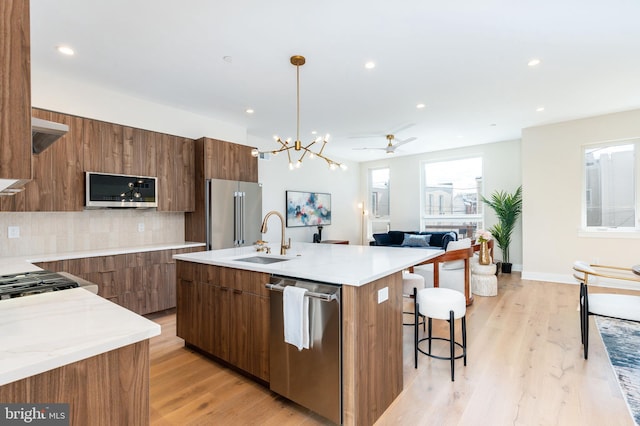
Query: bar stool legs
[{"left": 414, "top": 287, "right": 467, "bottom": 381}]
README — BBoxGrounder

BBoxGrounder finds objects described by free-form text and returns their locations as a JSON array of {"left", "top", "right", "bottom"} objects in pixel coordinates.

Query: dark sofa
[{"left": 370, "top": 230, "right": 458, "bottom": 250}]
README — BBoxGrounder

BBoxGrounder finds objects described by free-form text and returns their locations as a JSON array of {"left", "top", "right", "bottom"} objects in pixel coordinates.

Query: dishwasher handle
[{"left": 265, "top": 282, "right": 338, "bottom": 302}]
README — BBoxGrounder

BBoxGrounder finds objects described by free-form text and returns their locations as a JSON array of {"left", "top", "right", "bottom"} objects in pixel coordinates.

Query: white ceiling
[{"left": 30, "top": 0, "right": 640, "bottom": 163}]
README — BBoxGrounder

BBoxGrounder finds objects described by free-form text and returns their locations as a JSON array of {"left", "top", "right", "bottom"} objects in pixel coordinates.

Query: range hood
[{"left": 32, "top": 117, "right": 69, "bottom": 154}]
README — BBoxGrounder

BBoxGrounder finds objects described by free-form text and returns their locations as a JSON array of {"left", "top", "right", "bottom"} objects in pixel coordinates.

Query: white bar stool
[
  {"left": 402, "top": 271, "right": 425, "bottom": 327},
  {"left": 414, "top": 287, "right": 467, "bottom": 381}
]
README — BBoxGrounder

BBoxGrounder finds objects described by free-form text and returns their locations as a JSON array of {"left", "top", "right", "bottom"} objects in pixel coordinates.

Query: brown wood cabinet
[
  {"left": 2, "top": 107, "right": 196, "bottom": 212},
  {"left": 0, "top": 0, "right": 31, "bottom": 186},
  {"left": 0, "top": 340, "right": 150, "bottom": 425},
  {"left": 185, "top": 137, "right": 258, "bottom": 242},
  {"left": 83, "top": 119, "right": 156, "bottom": 177},
  {"left": 2, "top": 109, "right": 84, "bottom": 212},
  {"left": 176, "top": 261, "right": 269, "bottom": 381},
  {"left": 35, "top": 246, "right": 202, "bottom": 315},
  {"left": 202, "top": 137, "right": 258, "bottom": 182},
  {"left": 156, "top": 134, "right": 195, "bottom": 212}
]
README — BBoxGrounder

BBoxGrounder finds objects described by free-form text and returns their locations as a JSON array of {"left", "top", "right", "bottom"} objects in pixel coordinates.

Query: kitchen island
[
  {"left": 174, "top": 242, "right": 442, "bottom": 425},
  {"left": 0, "top": 287, "right": 160, "bottom": 424}
]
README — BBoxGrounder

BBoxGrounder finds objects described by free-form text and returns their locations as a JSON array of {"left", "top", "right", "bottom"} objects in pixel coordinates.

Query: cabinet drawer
[{"left": 219, "top": 268, "right": 270, "bottom": 297}]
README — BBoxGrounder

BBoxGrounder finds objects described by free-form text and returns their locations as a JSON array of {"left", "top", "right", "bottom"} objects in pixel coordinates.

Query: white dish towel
[{"left": 283, "top": 285, "right": 310, "bottom": 351}]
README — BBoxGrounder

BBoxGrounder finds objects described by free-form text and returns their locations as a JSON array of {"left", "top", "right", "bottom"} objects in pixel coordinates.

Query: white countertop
[
  {"left": 173, "top": 242, "right": 443, "bottom": 286},
  {"left": 0, "top": 242, "right": 205, "bottom": 276},
  {"left": 0, "top": 287, "right": 160, "bottom": 386}
]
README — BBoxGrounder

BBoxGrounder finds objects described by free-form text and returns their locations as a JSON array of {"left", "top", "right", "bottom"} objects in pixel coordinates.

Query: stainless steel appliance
[
  {"left": 0, "top": 271, "right": 79, "bottom": 300},
  {"left": 206, "top": 179, "right": 262, "bottom": 250},
  {"left": 86, "top": 172, "right": 158, "bottom": 208},
  {"left": 267, "top": 275, "right": 342, "bottom": 425}
]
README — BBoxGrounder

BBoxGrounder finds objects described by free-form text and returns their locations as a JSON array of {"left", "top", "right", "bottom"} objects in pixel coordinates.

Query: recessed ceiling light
[
  {"left": 311, "top": 130, "right": 317, "bottom": 135},
  {"left": 245, "top": 108, "right": 254, "bottom": 114},
  {"left": 56, "top": 45, "right": 75, "bottom": 56},
  {"left": 416, "top": 103, "right": 426, "bottom": 109},
  {"left": 528, "top": 58, "right": 541, "bottom": 67},
  {"left": 364, "top": 61, "right": 376, "bottom": 69},
  {"left": 490, "top": 123, "right": 497, "bottom": 127},
  {"left": 223, "top": 56, "right": 233, "bottom": 63},
  {"left": 536, "top": 107, "right": 545, "bottom": 112}
]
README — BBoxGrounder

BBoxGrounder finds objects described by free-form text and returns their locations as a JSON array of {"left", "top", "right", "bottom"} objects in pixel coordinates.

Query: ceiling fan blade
[
  {"left": 392, "top": 136, "right": 417, "bottom": 148},
  {"left": 348, "top": 133, "right": 385, "bottom": 139},
  {"left": 388, "top": 123, "right": 415, "bottom": 135},
  {"left": 349, "top": 123, "right": 415, "bottom": 139},
  {"left": 353, "top": 147, "right": 387, "bottom": 151}
]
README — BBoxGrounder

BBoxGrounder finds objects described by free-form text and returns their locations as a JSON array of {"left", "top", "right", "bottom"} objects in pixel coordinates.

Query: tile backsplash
[{"left": 0, "top": 210, "right": 185, "bottom": 257}]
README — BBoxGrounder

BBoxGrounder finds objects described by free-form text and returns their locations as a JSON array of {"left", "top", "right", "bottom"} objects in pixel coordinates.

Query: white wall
[
  {"left": 32, "top": 69, "right": 247, "bottom": 144},
  {"left": 359, "top": 139, "right": 523, "bottom": 267},
  {"left": 522, "top": 108, "right": 640, "bottom": 285},
  {"left": 250, "top": 135, "right": 361, "bottom": 246}
]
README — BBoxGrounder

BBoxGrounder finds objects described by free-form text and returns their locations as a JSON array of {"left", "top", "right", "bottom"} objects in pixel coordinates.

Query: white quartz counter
[
  {"left": 0, "top": 287, "right": 161, "bottom": 386},
  {"left": 173, "top": 242, "right": 443, "bottom": 286},
  {"left": 0, "top": 242, "right": 205, "bottom": 276}
]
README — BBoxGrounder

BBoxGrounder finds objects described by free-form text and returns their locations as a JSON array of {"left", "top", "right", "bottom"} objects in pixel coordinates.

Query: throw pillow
[
  {"left": 372, "top": 233, "right": 391, "bottom": 246},
  {"left": 442, "top": 238, "right": 471, "bottom": 270},
  {"left": 401, "top": 233, "right": 431, "bottom": 247},
  {"left": 441, "top": 231, "right": 457, "bottom": 250}
]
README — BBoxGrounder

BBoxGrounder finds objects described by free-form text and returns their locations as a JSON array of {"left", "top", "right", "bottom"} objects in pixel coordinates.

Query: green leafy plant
[{"left": 481, "top": 186, "right": 522, "bottom": 264}]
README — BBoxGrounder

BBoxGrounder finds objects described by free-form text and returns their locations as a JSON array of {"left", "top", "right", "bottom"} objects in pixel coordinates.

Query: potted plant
[{"left": 482, "top": 186, "right": 522, "bottom": 273}]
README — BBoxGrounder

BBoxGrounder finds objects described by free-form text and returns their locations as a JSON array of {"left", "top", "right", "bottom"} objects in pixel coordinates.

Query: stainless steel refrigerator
[{"left": 206, "top": 179, "right": 262, "bottom": 250}]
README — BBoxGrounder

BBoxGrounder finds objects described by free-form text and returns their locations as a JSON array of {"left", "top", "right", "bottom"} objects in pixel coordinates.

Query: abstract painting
[{"left": 286, "top": 191, "right": 331, "bottom": 227}]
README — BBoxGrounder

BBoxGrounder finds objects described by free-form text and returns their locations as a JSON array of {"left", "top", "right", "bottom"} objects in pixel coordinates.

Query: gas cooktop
[{"left": 0, "top": 270, "right": 79, "bottom": 300}]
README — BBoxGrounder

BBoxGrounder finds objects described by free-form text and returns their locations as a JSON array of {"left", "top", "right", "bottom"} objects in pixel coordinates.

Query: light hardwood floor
[{"left": 148, "top": 274, "right": 635, "bottom": 425}]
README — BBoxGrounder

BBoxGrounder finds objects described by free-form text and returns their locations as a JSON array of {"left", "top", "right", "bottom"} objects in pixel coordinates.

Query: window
[
  {"left": 369, "top": 168, "right": 390, "bottom": 218},
  {"left": 421, "top": 157, "right": 483, "bottom": 239},
  {"left": 368, "top": 168, "right": 390, "bottom": 235},
  {"left": 583, "top": 141, "right": 637, "bottom": 230}
]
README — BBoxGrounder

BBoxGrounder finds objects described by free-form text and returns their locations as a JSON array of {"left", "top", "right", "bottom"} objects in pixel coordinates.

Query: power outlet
[
  {"left": 138, "top": 223, "right": 145, "bottom": 233},
  {"left": 8, "top": 226, "right": 20, "bottom": 239},
  {"left": 377, "top": 287, "right": 389, "bottom": 304}
]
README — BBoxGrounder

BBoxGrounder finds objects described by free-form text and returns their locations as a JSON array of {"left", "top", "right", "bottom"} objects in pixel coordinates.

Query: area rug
[{"left": 596, "top": 316, "right": 640, "bottom": 425}]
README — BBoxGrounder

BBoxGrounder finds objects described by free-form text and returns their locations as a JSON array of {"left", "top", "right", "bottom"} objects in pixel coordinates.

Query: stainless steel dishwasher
[{"left": 266, "top": 275, "right": 342, "bottom": 425}]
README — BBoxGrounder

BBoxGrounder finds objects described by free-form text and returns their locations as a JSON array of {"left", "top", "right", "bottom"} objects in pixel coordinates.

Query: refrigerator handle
[
  {"left": 205, "top": 180, "right": 212, "bottom": 250},
  {"left": 239, "top": 192, "right": 245, "bottom": 245},
  {"left": 233, "top": 192, "right": 240, "bottom": 245}
]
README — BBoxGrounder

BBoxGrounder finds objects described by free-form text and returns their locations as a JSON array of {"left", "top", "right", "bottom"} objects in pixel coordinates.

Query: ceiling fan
[
  {"left": 353, "top": 134, "right": 417, "bottom": 154},
  {"left": 350, "top": 123, "right": 417, "bottom": 154}
]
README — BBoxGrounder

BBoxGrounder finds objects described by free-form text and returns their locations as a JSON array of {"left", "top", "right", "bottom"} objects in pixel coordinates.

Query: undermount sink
[{"left": 233, "top": 256, "right": 293, "bottom": 264}]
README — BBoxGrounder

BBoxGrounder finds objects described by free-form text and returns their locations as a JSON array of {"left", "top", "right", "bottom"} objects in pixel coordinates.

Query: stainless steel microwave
[{"left": 85, "top": 172, "right": 158, "bottom": 208}]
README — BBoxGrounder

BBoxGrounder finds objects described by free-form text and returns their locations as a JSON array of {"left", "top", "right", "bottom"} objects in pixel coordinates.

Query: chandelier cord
[
  {"left": 296, "top": 62, "right": 300, "bottom": 145},
  {"left": 250, "top": 55, "right": 346, "bottom": 171}
]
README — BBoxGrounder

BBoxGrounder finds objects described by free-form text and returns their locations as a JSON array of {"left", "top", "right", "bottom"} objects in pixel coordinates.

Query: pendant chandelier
[{"left": 251, "top": 55, "right": 346, "bottom": 171}]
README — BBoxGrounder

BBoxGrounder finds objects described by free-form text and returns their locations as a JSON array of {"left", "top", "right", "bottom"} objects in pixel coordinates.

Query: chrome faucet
[{"left": 260, "top": 211, "right": 291, "bottom": 255}]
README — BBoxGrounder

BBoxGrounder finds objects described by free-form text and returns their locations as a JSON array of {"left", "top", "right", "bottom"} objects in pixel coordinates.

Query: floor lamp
[{"left": 357, "top": 201, "right": 368, "bottom": 245}]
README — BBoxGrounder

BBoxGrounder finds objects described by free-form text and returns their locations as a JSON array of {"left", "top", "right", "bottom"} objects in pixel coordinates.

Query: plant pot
[{"left": 501, "top": 262, "right": 513, "bottom": 274}]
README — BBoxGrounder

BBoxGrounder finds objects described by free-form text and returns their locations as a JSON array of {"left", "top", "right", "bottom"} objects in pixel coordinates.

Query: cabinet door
[
  {"left": 0, "top": 0, "right": 31, "bottom": 182},
  {"left": 156, "top": 134, "right": 174, "bottom": 211},
  {"left": 229, "top": 291, "right": 269, "bottom": 381},
  {"left": 176, "top": 277, "right": 196, "bottom": 344},
  {"left": 157, "top": 135, "right": 195, "bottom": 212}
]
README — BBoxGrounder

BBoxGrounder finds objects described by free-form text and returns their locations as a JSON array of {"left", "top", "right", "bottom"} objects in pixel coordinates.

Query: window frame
[
  {"left": 366, "top": 167, "right": 391, "bottom": 238},
  {"left": 580, "top": 138, "right": 639, "bottom": 235},
  {"left": 420, "top": 156, "right": 484, "bottom": 237}
]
